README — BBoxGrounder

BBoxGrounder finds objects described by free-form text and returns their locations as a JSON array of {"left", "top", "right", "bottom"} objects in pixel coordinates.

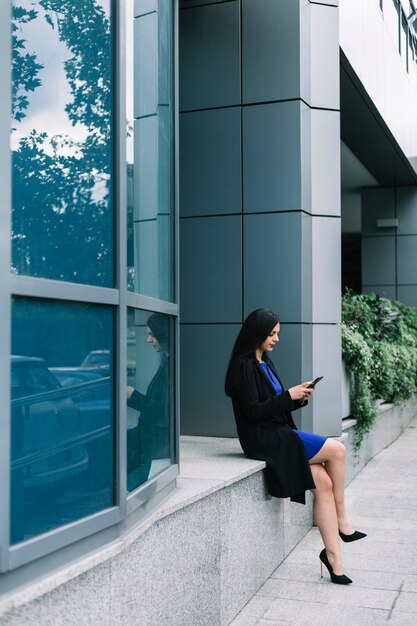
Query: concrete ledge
[
  {"left": 343, "top": 397, "right": 417, "bottom": 485},
  {"left": 4, "top": 400, "right": 415, "bottom": 626},
  {"left": 0, "top": 439, "right": 313, "bottom": 626}
]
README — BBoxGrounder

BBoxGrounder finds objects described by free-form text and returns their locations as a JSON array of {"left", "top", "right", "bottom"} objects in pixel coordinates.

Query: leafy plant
[{"left": 342, "top": 290, "right": 417, "bottom": 452}]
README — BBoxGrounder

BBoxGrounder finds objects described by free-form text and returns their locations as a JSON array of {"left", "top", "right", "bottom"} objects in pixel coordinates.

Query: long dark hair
[
  {"left": 224, "top": 308, "right": 280, "bottom": 397},
  {"left": 147, "top": 313, "right": 169, "bottom": 352}
]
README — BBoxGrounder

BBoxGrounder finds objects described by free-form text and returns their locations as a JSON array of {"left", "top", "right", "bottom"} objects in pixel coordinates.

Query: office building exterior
[{"left": 1, "top": 0, "right": 417, "bottom": 623}]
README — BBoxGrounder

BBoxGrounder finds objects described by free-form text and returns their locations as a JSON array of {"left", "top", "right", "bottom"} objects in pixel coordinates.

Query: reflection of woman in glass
[{"left": 126, "top": 313, "right": 170, "bottom": 490}]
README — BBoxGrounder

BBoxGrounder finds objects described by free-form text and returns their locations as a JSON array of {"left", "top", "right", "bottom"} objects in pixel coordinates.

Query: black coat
[
  {"left": 231, "top": 356, "right": 315, "bottom": 504},
  {"left": 127, "top": 355, "right": 169, "bottom": 489}
]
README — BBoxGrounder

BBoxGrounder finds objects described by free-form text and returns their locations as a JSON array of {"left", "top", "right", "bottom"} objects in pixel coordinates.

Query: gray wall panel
[
  {"left": 242, "top": 0, "right": 300, "bottom": 104},
  {"left": 397, "top": 286, "right": 417, "bottom": 308},
  {"left": 397, "top": 236, "right": 417, "bottom": 284},
  {"left": 362, "top": 187, "right": 396, "bottom": 236},
  {"left": 180, "top": 216, "right": 242, "bottom": 323},
  {"left": 180, "top": 0, "right": 230, "bottom": 6},
  {"left": 135, "top": 0, "right": 157, "bottom": 18},
  {"left": 244, "top": 213, "right": 302, "bottom": 322},
  {"left": 362, "top": 285, "right": 397, "bottom": 300},
  {"left": 134, "top": 12, "right": 158, "bottom": 118},
  {"left": 135, "top": 117, "right": 158, "bottom": 220},
  {"left": 397, "top": 187, "right": 417, "bottom": 235},
  {"left": 310, "top": 324, "right": 342, "bottom": 437},
  {"left": 180, "top": 108, "right": 242, "bottom": 217},
  {"left": 302, "top": 1, "right": 339, "bottom": 110},
  {"left": 306, "top": 108, "right": 341, "bottom": 216},
  {"left": 179, "top": 2, "right": 240, "bottom": 111},
  {"left": 243, "top": 102, "right": 301, "bottom": 213},
  {"left": 362, "top": 236, "right": 396, "bottom": 286},
  {"left": 311, "top": 217, "right": 341, "bottom": 323},
  {"left": 361, "top": 186, "right": 417, "bottom": 308},
  {"left": 180, "top": 324, "right": 239, "bottom": 436}
]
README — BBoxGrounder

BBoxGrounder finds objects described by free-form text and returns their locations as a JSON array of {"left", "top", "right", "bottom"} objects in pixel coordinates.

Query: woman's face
[
  {"left": 260, "top": 323, "right": 280, "bottom": 354},
  {"left": 147, "top": 326, "right": 161, "bottom": 352}
]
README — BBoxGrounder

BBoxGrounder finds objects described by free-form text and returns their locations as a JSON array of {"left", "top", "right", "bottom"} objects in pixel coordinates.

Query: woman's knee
[
  {"left": 310, "top": 464, "right": 333, "bottom": 494},
  {"left": 327, "top": 439, "right": 346, "bottom": 462}
]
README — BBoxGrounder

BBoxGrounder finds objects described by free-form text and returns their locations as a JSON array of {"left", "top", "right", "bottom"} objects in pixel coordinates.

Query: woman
[
  {"left": 225, "top": 308, "right": 366, "bottom": 585},
  {"left": 126, "top": 313, "right": 170, "bottom": 490}
]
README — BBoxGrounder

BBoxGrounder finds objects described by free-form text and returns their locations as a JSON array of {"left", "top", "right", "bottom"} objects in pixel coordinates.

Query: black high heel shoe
[
  {"left": 319, "top": 549, "right": 352, "bottom": 585},
  {"left": 339, "top": 530, "right": 367, "bottom": 543}
]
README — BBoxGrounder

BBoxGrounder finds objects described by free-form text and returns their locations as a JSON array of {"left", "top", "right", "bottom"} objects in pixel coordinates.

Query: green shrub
[{"left": 342, "top": 290, "right": 417, "bottom": 452}]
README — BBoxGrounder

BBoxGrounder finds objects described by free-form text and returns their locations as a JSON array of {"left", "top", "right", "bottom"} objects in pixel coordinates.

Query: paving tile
[
  {"left": 257, "top": 578, "right": 397, "bottom": 610},
  {"left": 388, "top": 610, "right": 417, "bottom": 624},
  {"left": 229, "top": 418, "right": 417, "bottom": 626},
  {"left": 229, "top": 614, "right": 259, "bottom": 626},
  {"left": 392, "top": 591, "right": 417, "bottom": 613},
  {"left": 271, "top": 562, "right": 403, "bottom": 591},
  {"left": 342, "top": 552, "right": 417, "bottom": 576},
  {"left": 263, "top": 598, "right": 389, "bottom": 625},
  {"left": 402, "top": 575, "right": 417, "bottom": 593},
  {"left": 345, "top": 515, "right": 417, "bottom": 533},
  {"left": 235, "top": 595, "right": 275, "bottom": 618}
]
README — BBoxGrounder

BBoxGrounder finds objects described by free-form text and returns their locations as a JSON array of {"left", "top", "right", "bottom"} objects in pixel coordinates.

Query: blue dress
[{"left": 259, "top": 362, "right": 327, "bottom": 460}]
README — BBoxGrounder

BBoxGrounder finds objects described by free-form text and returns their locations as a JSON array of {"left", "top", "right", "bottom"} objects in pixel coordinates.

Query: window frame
[{"left": 0, "top": 0, "right": 179, "bottom": 580}]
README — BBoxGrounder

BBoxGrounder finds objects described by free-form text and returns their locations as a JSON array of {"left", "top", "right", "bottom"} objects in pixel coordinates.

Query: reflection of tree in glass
[
  {"left": 12, "top": 1, "right": 113, "bottom": 286},
  {"left": 12, "top": 6, "right": 44, "bottom": 123}
]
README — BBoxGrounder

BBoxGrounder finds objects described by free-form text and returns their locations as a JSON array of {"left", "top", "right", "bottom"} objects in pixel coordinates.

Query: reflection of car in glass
[
  {"left": 80, "top": 349, "right": 111, "bottom": 369},
  {"left": 49, "top": 367, "right": 112, "bottom": 488},
  {"left": 50, "top": 367, "right": 111, "bottom": 431},
  {"left": 11, "top": 356, "right": 88, "bottom": 491}
]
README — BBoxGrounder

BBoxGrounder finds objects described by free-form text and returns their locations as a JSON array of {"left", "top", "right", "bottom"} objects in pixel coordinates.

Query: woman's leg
[
  {"left": 310, "top": 464, "right": 344, "bottom": 575},
  {"left": 309, "top": 439, "right": 354, "bottom": 535}
]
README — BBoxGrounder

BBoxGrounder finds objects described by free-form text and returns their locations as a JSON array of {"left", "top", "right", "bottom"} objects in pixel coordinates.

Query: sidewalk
[{"left": 229, "top": 417, "right": 417, "bottom": 626}]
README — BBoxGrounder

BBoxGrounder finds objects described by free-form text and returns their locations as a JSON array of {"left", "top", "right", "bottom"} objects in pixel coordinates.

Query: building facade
[{"left": 1, "top": 0, "right": 417, "bottom": 622}]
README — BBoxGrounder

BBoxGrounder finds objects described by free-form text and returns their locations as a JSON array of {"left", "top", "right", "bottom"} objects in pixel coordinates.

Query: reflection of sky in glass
[
  {"left": 11, "top": 0, "right": 114, "bottom": 286},
  {"left": 12, "top": 1, "right": 110, "bottom": 156}
]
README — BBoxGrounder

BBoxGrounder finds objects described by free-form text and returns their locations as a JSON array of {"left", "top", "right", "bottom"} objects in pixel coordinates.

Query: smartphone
[{"left": 308, "top": 376, "right": 323, "bottom": 389}]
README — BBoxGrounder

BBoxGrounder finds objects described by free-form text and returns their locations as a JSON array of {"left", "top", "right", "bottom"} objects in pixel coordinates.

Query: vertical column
[
  {"left": 179, "top": 0, "right": 342, "bottom": 436},
  {"left": 241, "top": 0, "right": 341, "bottom": 435},
  {"left": 179, "top": 0, "right": 242, "bottom": 436}
]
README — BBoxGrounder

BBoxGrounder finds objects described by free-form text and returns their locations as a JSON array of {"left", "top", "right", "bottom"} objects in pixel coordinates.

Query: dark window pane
[
  {"left": 127, "top": 309, "right": 173, "bottom": 492},
  {"left": 11, "top": 0, "right": 114, "bottom": 286},
  {"left": 10, "top": 298, "right": 114, "bottom": 545},
  {"left": 127, "top": 0, "right": 174, "bottom": 300}
]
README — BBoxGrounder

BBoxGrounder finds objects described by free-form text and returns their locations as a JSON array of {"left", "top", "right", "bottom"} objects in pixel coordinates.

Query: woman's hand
[{"left": 288, "top": 382, "right": 314, "bottom": 403}]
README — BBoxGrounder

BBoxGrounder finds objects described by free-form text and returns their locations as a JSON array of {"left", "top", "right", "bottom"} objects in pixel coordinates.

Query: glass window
[
  {"left": 127, "top": 309, "right": 173, "bottom": 492},
  {"left": 127, "top": 0, "right": 174, "bottom": 301},
  {"left": 10, "top": 298, "right": 114, "bottom": 544},
  {"left": 11, "top": 0, "right": 114, "bottom": 287},
  {"left": 401, "top": 13, "right": 408, "bottom": 70}
]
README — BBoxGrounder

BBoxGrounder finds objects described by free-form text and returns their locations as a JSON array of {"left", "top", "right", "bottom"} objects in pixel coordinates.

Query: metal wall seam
[
  {"left": 174, "top": 0, "right": 181, "bottom": 470},
  {"left": 115, "top": 0, "right": 128, "bottom": 514},
  {"left": 0, "top": 0, "right": 12, "bottom": 574}
]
